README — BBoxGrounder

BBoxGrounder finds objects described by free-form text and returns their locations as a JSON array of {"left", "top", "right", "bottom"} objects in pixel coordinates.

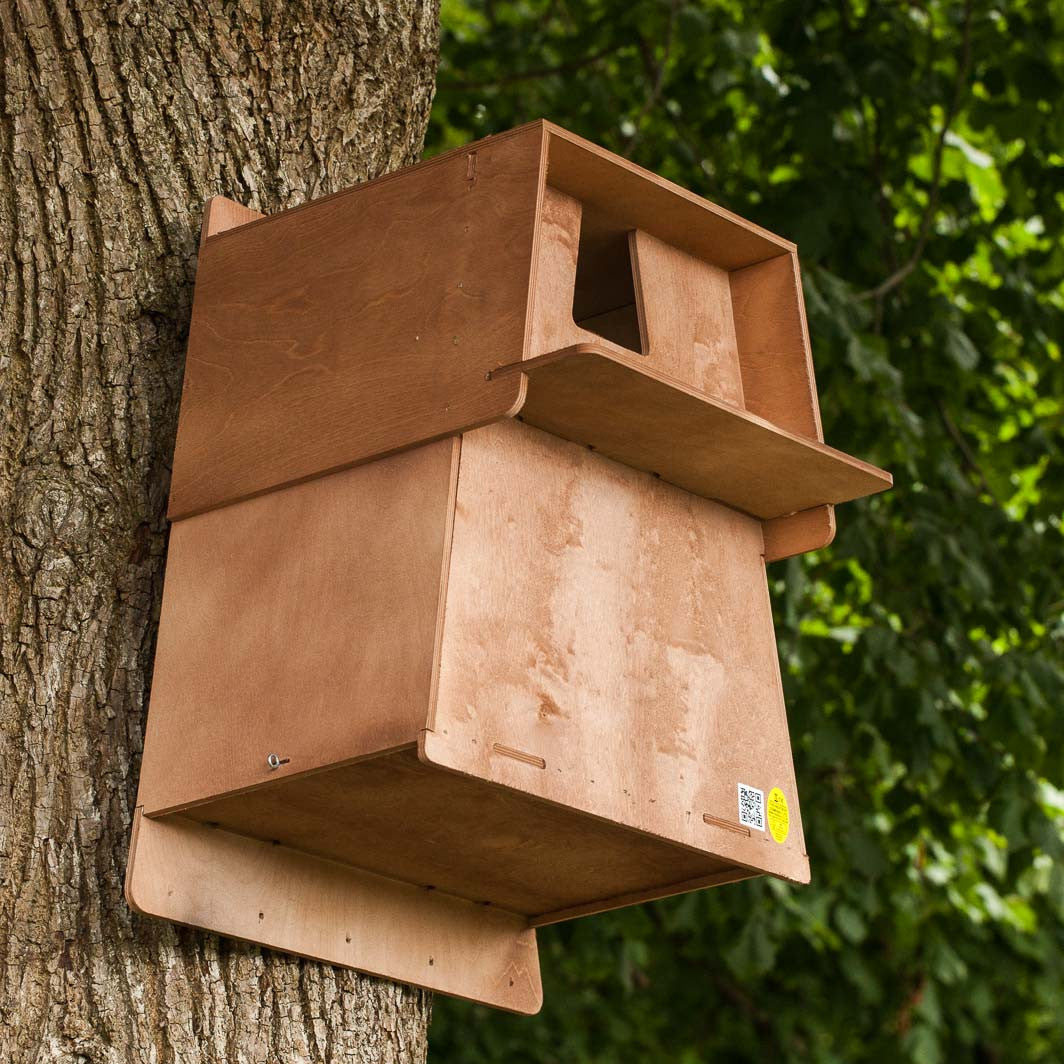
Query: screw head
[{"left": 266, "top": 753, "right": 282, "bottom": 769}]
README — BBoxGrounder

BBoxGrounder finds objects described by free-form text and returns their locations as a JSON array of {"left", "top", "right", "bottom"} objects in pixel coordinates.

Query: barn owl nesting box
[{"left": 127, "top": 121, "right": 891, "bottom": 1013}]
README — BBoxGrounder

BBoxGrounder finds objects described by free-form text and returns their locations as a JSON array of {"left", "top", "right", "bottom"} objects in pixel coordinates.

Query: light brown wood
[
  {"left": 168, "top": 124, "right": 539, "bottom": 519},
  {"left": 129, "top": 124, "right": 895, "bottom": 1013},
  {"left": 529, "top": 865, "right": 759, "bottom": 927},
  {"left": 763, "top": 504, "right": 837, "bottom": 562},
  {"left": 138, "top": 438, "right": 459, "bottom": 815},
  {"left": 426, "top": 420, "right": 811, "bottom": 886},
  {"left": 131, "top": 418, "right": 827, "bottom": 1006},
  {"left": 173, "top": 747, "right": 747, "bottom": 917},
  {"left": 526, "top": 188, "right": 645, "bottom": 357},
  {"left": 199, "top": 195, "right": 263, "bottom": 246},
  {"left": 730, "top": 252, "right": 837, "bottom": 555},
  {"left": 630, "top": 229, "right": 744, "bottom": 405},
  {"left": 527, "top": 185, "right": 586, "bottom": 355},
  {"left": 126, "top": 808, "right": 543, "bottom": 1015},
  {"left": 172, "top": 122, "right": 886, "bottom": 538},
  {"left": 731, "top": 252, "right": 822, "bottom": 439},
  {"left": 497, "top": 343, "right": 892, "bottom": 519},
  {"left": 543, "top": 122, "right": 790, "bottom": 271}
]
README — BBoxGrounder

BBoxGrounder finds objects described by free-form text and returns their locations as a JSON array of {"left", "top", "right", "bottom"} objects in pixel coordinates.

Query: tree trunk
[{"left": 0, "top": 2, "right": 439, "bottom": 1060}]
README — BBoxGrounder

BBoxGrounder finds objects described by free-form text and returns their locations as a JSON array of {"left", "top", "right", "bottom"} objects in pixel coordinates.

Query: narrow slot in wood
[
  {"left": 492, "top": 743, "right": 547, "bottom": 769},
  {"left": 703, "top": 813, "right": 752, "bottom": 836}
]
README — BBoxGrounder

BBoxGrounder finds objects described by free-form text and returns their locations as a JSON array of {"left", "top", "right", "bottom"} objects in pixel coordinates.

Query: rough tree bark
[{"left": 0, "top": 2, "right": 439, "bottom": 1060}]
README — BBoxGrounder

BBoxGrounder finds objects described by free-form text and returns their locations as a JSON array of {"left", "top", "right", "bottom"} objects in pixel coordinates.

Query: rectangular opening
[{"left": 572, "top": 206, "right": 643, "bottom": 354}]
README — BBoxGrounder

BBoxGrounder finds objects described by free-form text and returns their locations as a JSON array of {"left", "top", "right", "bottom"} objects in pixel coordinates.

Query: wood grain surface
[
  {"left": 527, "top": 185, "right": 587, "bottom": 355},
  {"left": 426, "top": 420, "right": 811, "bottom": 885},
  {"left": 199, "top": 195, "right": 263, "bottom": 246},
  {"left": 498, "top": 343, "right": 892, "bottom": 519},
  {"left": 139, "top": 438, "right": 459, "bottom": 815},
  {"left": 763, "top": 504, "right": 837, "bottom": 562},
  {"left": 126, "top": 808, "right": 543, "bottom": 1014},
  {"left": 630, "top": 228, "right": 745, "bottom": 404},
  {"left": 176, "top": 748, "right": 749, "bottom": 917},
  {"left": 543, "top": 123, "right": 790, "bottom": 271},
  {"left": 731, "top": 251, "right": 822, "bottom": 438},
  {"left": 168, "top": 125, "right": 539, "bottom": 518},
  {"left": 130, "top": 124, "right": 898, "bottom": 1003}
]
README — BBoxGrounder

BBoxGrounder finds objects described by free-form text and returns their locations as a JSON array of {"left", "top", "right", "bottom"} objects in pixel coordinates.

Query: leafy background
[{"left": 424, "top": 1, "right": 1064, "bottom": 1060}]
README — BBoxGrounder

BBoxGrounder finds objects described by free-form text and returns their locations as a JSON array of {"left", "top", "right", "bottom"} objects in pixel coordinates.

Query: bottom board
[
  {"left": 176, "top": 748, "right": 752, "bottom": 919},
  {"left": 125, "top": 808, "right": 543, "bottom": 1014}
]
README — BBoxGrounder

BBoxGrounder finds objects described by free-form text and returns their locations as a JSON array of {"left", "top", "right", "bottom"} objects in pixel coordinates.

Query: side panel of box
[
  {"left": 527, "top": 189, "right": 747, "bottom": 411},
  {"left": 424, "top": 420, "right": 808, "bottom": 885},
  {"left": 731, "top": 251, "right": 835, "bottom": 559},
  {"left": 138, "top": 438, "right": 460, "bottom": 815},
  {"left": 169, "top": 126, "right": 542, "bottom": 519}
]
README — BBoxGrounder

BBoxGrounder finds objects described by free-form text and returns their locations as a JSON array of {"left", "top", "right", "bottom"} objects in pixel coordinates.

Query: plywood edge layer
[
  {"left": 541, "top": 123, "right": 794, "bottom": 268},
  {"left": 200, "top": 196, "right": 264, "bottom": 246},
  {"left": 195, "top": 123, "right": 547, "bottom": 250},
  {"left": 125, "top": 808, "right": 543, "bottom": 1015},
  {"left": 424, "top": 437, "right": 464, "bottom": 735},
  {"left": 529, "top": 865, "right": 761, "bottom": 927},
  {"left": 496, "top": 343, "right": 891, "bottom": 484}
]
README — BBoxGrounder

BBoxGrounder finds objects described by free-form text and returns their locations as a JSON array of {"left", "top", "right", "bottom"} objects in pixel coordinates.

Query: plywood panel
[
  {"left": 762, "top": 504, "right": 836, "bottom": 562},
  {"left": 526, "top": 189, "right": 645, "bottom": 358},
  {"left": 169, "top": 125, "right": 541, "bottom": 518},
  {"left": 730, "top": 248, "right": 839, "bottom": 557},
  {"left": 126, "top": 809, "right": 543, "bottom": 1014},
  {"left": 499, "top": 343, "right": 892, "bottom": 518},
  {"left": 178, "top": 748, "right": 748, "bottom": 917},
  {"left": 139, "top": 438, "right": 459, "bottom": 815},
  {"left": 199, "top": 195, "right": 263, "bottom": 245},
  {"left": 630, "top": 229, "right": 744, "bottom": 404},
  {"left": 544, "top": 123, "right": 790, "bottom": 271},
  {"left": 529, "top": 864, "right": 758, "bottom": 927},
  {"left": 731, "top": 252, "right": 822, "bottom": 439},
  {"left": 426, "top": 420, "right": 810, "bottom": 884},
  {"left": 527, "top": 186, "right": 586, "bottom": 355}
]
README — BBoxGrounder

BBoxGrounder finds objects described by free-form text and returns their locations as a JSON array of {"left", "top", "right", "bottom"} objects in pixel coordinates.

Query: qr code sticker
[{"left": 738, "top": 783, "right": 765, "bottom": 831}]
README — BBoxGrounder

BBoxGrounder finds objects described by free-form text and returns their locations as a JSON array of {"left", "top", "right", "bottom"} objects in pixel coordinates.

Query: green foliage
[{"left": 426, "top": 1, "right": 1064, "bottom": 1059}]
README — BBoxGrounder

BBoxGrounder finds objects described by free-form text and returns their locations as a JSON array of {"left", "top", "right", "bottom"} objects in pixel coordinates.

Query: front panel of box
[{"left": 424, "top": 419, "right": 809, "bottom": 884}]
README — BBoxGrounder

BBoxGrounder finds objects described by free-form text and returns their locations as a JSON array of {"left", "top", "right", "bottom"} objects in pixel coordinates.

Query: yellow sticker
[{"left": 767, "top": 788, "right": 790, "bottom": 844}]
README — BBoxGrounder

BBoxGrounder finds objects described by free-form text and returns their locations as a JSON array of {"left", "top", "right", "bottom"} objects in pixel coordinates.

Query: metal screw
[{"left": 266, "top": 753, "right": 288, "bottom": 770}]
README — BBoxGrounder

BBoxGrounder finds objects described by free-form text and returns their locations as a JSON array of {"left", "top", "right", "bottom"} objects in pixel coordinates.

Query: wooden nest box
[{"left": 128, "top": 121, "right": 891, "bottom": 1013}]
